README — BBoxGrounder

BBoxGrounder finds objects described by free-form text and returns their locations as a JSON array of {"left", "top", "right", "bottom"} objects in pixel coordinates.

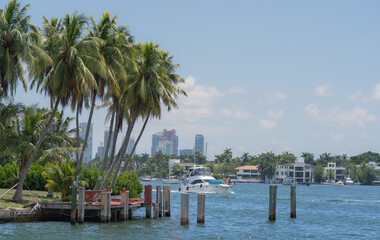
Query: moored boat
[
  {"left": 345, "top": 177, "right": 354, "bottom": 185},
  {"left": 178, "top": 166, "right": 233, "bottom": 194}
]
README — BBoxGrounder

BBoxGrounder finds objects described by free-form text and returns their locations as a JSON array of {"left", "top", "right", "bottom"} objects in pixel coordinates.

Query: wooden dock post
[
  {"left": 156, "top": 185, "right": 162, "bottom": 217},
  {"left": 197, "top": 194, "right": 205, "bottom": 223},
  {"left": 153, "top": 203, "right": 159, "bottom": 219},
  {"left": 181, "top": 193, "right": 189, "bottom": 225},
  {"left": 144, "top": 185, "right": 152, "bottom": 218},
  {"left": 101, "top": 191, "right": 111, "bottom": 223},
  {"left": 269, "top": 185, "right": 277, "bottom": 221},
  {"left": 70, "top": 186, "right": 77, "bottom": 225},
  {"left": 120, "top": 189, "right": 129, "bottom": 221},
  {"left": 290, "top": 186, "right": 296, "bottom": 218},
  {"left": 77, "top": 187, "right": 85, "bottom": 224},
  {"left": 163, "top": 185, "right": 171, "bottom": 217}
]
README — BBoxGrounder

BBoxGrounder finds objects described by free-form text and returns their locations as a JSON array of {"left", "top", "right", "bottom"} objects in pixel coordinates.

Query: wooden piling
[
  {"left": 144, "top": 185, "right": 152, "bottom": 218},
  {"left": 120, "top": 189, "right": 129, "bottom": 221},
  {"left": 181, "top": 193, "right": 189, "bottom": 225},
  {"left": 101, "top": 191, "right": 111, "bottom": 223},
  {"left": 70, "top": 187, "right": 77, "bottom": 225},
  {"left": 77, "top": 187, "right": 85, "bottom": 224},
  {"left": 197, "top": 194, "right": 205, "bottom": 224},
  {"left": 269, "top": 185, "right": 277, "bottom": 221},
  {"left": 163, "top": 185, "right": 171, "bottom": 217},
  {"left": 156, "top": 185, "right": 162, "bottom": 217},
  {"left": 290, "top": 186, "right": 296, "bottom": 218},
  {"left": 153, "top": 203, "right": 159, "bottom": 219}
]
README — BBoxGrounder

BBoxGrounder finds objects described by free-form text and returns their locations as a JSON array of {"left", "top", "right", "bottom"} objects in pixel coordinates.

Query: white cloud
[
  {"left": 259, "top": 119, "right": 277, "bottom": 129},
  {"left": 182, "top": 85, "right": 221, "bottom": 107},
  {"left": 371, "top": 84, "right": 380, "bottom": 100},
  {"left": 304, "top": 103, "right": 376, "bottom": 127},
  {"left": 228, "top": 86, "right": 247, "bottom": 94},
  {"left": 349, "top": 91, "right": 370, "bottom": 103},
  {"left": 360, "top": 132, "right": 373, "bottom": 139},
  {"left": 267, "top": 110, "right": 283, "bottom": 119},
  {"left": 314, "top": 84, "right": 331, "bottom": 96},
  {"left": 235, "top": 110, "right": 251, "bottom": 119},
  {"left": 179, "top": 75, "right": 196, "bottom": 89},
  {"left": 273, "top": 91, "right": 287, "bottom": 100},
  {"left": 330, "top": 133, "right": 344, "bottom": 140},
  {"left": 220, "top": 109, "right": 251, "bottom": 119}
]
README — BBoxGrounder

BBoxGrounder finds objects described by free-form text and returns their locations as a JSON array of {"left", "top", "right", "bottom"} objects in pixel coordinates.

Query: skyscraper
[
  {"left": 151, "top": 129, "right": 178, "bottom": 156},
  {"left": 97, "top": 142, "right": 105, "bottom": 160},
  {"left": 104, "top": 127, "right": 114, "bottom": 157},
  {"left": 127, "top": 137, "right": 135, "bottom": 155},
  {"left": 79, "top": 122, "right": 93, "bottom": 163},
  {"left": 194, "top": 134, "right": 204, "bottom": 155}
]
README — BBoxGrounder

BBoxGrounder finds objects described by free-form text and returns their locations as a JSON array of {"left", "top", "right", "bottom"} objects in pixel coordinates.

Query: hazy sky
[{"left": 13, "top": 0, "right": 380, "bottom": 160}]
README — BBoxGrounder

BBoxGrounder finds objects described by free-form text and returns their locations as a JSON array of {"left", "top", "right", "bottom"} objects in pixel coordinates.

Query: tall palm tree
[
  {"left": 103, "top": 42, "right": 186, "bottom": 189},
  {"left": 12, "top": 12, "right": 104, "bottom": 202},
  {"left": 0, "top": 0, "right": 51, "bottom": 98}
]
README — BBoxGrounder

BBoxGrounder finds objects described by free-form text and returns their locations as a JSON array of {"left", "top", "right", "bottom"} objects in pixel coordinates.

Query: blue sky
[{"left": 13, "top": 0, "right": 380, "bottom": 160}]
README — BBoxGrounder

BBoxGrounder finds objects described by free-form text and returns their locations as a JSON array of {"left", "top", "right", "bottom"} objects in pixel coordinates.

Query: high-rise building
[
  {"left": 194, "top": 134, "right": 204, "bottom": 155},
  {"left": 97, "top": 142, "right": 105, "bottom": 160},
  {"left": 151, "top": 129, "right": 178, "bottom": 156},
  {"left": 180, "top": 149, "right": 194, "bottom": 156},
  {"left": 104, "top": 127, "right": 114, "bottom": 157},
  {"left": 127, "top": 137, "right": 135, "bottom": 155},
  {"left": 79, "top": 122, "right": 93, "bottom": 163}
]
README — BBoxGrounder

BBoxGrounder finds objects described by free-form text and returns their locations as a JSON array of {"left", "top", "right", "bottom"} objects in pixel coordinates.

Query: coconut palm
[
  {"left": 12, "top": 12, "right": 104, "bottom": 202},
  {"left": 0, "top": 0, "right": 51, "bottom": 98},
  {"left": 103, "top": 42, "right": 186, "bottom": 189}
]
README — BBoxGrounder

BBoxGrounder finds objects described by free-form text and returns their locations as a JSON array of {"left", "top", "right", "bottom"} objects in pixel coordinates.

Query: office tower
[
  {"left": 127, "top": 137, "right": 135, "bottom": 155},
  {"left": 97, "top": 142, "right": 105, "bottom": 160},
  {"left": 194, "top": 134, "right": 204, "bottom": 155},
  {"left": 180, "top": 149, "right": 194, "bottom": 156},
  {"left": 104, "top": 127, "right": 114, "bottom": 157},
  {"left": 151, "top": 129, "right": 178, "bottom": 156},
  {"left": 79, "top": 122, "right": 93, "bottom": 163}
]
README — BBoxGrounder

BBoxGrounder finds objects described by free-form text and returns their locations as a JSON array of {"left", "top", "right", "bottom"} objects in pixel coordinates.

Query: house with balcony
[
  {"left": 235, "top": 165, "right": 260, "bottom": 179},
  {"left": 275, "top": 162, "right": 314, "bottom": 184}
]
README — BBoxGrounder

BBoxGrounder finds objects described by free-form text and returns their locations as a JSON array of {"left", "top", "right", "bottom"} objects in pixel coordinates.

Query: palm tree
[
  {"left": 104, "top": 42, "right": 186, "bottom": 189},
  {"left": 12, "top": 12, "right": 103, "bottom": 202}
]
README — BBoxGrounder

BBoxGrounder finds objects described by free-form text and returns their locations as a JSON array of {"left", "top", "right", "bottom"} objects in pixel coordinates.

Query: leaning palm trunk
[
  {"left": 121, "top": 111, "right": 150, "bottom": 173},
  {"left": 109, "top": 115, "right": 138, "bottom": 189},
  {"left": 93, "top": 107, "right": 115, "bottom": 190},
  {"left": 77, "top": 90, "right": 96, "bottom": 170},
  {"left": 12, "top": 99, "right": 60, "bottom": 202},
  {"left": 99, "top": 115, "right": 136, "bottom": 191},
  {"left": 75, "top": 104, "right": 80, "bottom": 162}
]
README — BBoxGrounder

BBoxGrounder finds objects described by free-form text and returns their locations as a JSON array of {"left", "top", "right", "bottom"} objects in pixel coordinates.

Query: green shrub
[
  {"left": 81, "top": 167, "right": 100, "bottom": 190},
  {"left": 114, "top": 171, "right": 143, "bottom": 198},
  {"left": 0, "top": 162, "right": 18, "bottom": 188},
  {"left": 25, "top": 163, "right": 46, "bottom": 191}
]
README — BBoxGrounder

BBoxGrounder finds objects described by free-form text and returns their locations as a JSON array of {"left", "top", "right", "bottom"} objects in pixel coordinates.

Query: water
[{"left": 1, "top": 183, "right": 379, "bottom": 240}]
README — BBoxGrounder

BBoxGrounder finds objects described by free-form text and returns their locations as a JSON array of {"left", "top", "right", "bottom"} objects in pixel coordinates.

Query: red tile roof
[{"left": 235, "top": 165, "right": 259, "bottom": 170}]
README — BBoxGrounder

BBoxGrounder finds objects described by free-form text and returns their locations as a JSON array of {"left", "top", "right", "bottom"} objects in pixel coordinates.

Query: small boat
[
  {"left": 178, "top": 166, "right": 232, "bottom": 194},
  {"left": 334, "top": 181, "right": 344, "bottom": 186},
  {"left": 283, "top": 178, "right": 297, "bottom": 186},
  {"left": 140, "top": 177, "right": 151, "bottom": 182},
  {"left": 345, "top": 177, "right": 354, "bottom": 185}
]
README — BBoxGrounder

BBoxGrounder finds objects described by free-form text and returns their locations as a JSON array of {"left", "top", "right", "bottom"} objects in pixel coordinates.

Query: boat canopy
[{"left": 186, "top": 167, "right": 212, "bottom": 177}]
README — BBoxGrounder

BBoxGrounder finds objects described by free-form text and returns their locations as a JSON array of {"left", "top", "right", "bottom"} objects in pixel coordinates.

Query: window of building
[
  {"left": 244, "top": 170, "right": 250, "bottom": 173},
  {"left": 276, "top": 172, "right": 279, "bottom": 175},
  {"left": 289, "top": 172, "right": 293, "bottom": 177},
  {"left": 295, "top": 172, "right": 303, "bottom": 177},
  {"left": 295, "top": 167, "right": 303, "bottom": 171},
  {"left": 305, "top": 172, "right": 310, "bottom": 177},
  {"left": 281, "top": 172, "right": 284, "bottom": 175}
]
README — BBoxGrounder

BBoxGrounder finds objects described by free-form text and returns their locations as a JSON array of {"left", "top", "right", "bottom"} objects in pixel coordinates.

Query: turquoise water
[{"left": 1, "top": 183, "right": 379, "bottom": 239}]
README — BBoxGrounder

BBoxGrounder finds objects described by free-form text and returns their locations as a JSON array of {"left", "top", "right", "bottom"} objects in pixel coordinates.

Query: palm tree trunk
[
  {"left": 94, "top": 107, "right": 115, "bottom": 190},
  {"left": 12, "top": 99, "right": 60, "bottom": 202},
  {"left": 100, "top": 115, "right": 137, "bottom": 191},
  {"left": 75, "top": 103, "right": 80, "bottom": 162},
  {"left": 77, "top": 90, "right": 96, "bottom": 170},
  {"left": 121, "top": 111, "right": 150, "bottom": 173}
]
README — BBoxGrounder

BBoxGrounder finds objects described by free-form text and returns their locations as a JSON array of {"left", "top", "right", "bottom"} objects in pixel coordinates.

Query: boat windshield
[{"left": 189, "top": 168, "right": 212, "bottom": 176}]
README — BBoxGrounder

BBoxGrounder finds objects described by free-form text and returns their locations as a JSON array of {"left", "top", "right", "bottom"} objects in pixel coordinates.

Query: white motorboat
[
  {"left": 178, "top": 166, "right": 233, "bottom": 194},
  {"left": 345, "top": 177, "right": 354, "bottom": 185},
  {"left": 334, "top": 181, "right": 344, "bottom": 186},
  {"left": 283, "top": 178, "right": 297, "bottom": 186},
  {"left": 162, "top": 177, "right": 181, "bottom": 184}
]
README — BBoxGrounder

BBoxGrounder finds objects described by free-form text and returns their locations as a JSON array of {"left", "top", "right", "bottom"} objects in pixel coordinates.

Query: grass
[{"left": 0, "top": 188, "right": 60, "bottom": 209}]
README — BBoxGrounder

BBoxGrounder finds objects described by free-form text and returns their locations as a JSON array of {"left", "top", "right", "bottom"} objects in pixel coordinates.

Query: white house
[
  {"left": 235, "top": 165, "right": 260, "bottom": 179},
  {"left": 275, "top": 162, "right": 314, "bottom": 184},
  {"left": 323, "top": 162, "right": 346, "bottom": 181}
]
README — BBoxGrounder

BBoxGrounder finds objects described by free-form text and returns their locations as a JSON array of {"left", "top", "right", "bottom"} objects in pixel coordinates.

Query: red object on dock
[{"left": 144, "top": 185, "right": 152, "bottom": 203}]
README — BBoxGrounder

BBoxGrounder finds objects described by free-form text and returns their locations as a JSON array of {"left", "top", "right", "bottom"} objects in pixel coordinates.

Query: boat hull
[{"left": 178, "top": 183, "right": 233, "bottom": 194}]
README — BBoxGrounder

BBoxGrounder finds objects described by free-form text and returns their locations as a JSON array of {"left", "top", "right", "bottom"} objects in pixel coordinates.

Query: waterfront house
[
  {"left": 275, "top": 162, "right": 314, "bottom": 184},
  {"left": 323, "top": 162, "right": 346, "bottom": 181},
  {"left": 235, "top": 165, "right": 260, "bottom": 179}
]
